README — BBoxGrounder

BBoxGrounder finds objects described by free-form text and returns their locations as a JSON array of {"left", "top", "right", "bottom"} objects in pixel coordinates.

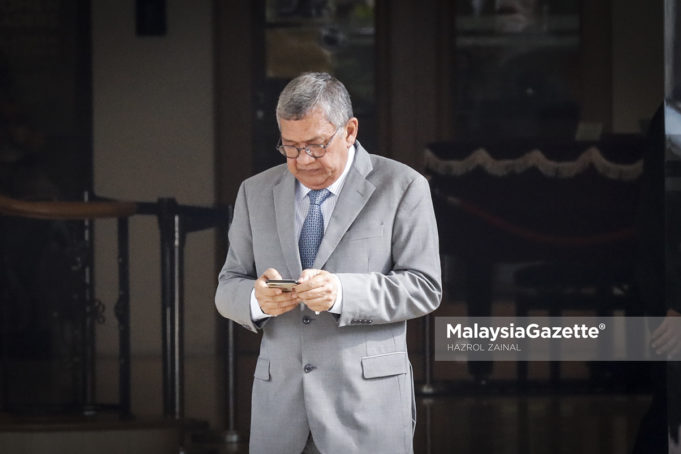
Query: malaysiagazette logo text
[{"left": 446, "top": 323, "right": 602, "bottom": 342}]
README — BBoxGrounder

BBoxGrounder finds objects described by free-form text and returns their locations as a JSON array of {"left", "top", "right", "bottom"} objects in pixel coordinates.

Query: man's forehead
[{"left": 279, "top": 114, "right": 335, "bottom": 141}]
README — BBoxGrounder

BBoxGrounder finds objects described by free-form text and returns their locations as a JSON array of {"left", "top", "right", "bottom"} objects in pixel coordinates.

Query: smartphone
[{"left": 266, "top": 279, "right": 299, "bottom": 292}]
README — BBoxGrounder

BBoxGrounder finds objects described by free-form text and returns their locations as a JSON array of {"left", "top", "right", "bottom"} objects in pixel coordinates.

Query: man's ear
[{"left": 344, "top": 117, "right": 359, "bottom": 146}]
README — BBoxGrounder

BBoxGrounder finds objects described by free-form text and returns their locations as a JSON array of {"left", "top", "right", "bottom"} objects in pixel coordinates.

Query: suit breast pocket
[{"left": 344, "top": 223, "right": 384, "bottom": 241}]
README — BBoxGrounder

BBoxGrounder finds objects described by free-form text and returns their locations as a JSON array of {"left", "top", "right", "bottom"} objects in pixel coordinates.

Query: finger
[
  {"left": 297, "top": 273, "right": 330, "bottom": 293},
  {"left": 255, "top": 269, "right": 283, "bottom": 289},
  {"left": 262, "top": 268, "right": 282, "bottom": 281},
  {"left": 653, "top": 331, "right": 677, "bottom": 355},
  {"left": 297, "top": 285, "right": 329, "bottom": 301},
  {"left": 650, "top": 324, "right": 666, "bottom": 343},
  {"left": 256, "top": 288, "right": 298, "bottom": 315},
  {"left": 299, "top": 285, "right": 335, "bottom": 304},
  {"left": 263, "top": 298, "right": 298, "bottom": 312},
  {"left": 655, "top": 333, "right": 678, "bottom": 355},
  {"left": 254, "top": 287, "right": 282, "bottom": 303},
  {"left": 651, "top": 324, "right": 673, "bottom": 346},
  {"left": 261, "top": 291, "right": 298, "bottom": 305},
  {"left": 272, "top": 291, "right": 299, "bottom": 303},
  {"left": 301, "top": 295, "right": 326, "bottom": 308},
  {"left": 280, "top": 297, "right": 300, "bottom": 308},
  {"left": 256, "top": 282, "right": 282, "bottom": 293},
  {"left": 669, "top": 342, "right": 681, "bottom": 359},
  {"left": 297, "top": 269, "right": 321, "bottom": 284},
  {"left": 264, "top": 299, "right": 300, "bottom": 316},
  {"left": 299, "top": 277, "right": 334, "bottom": 296},
  {"left": 296, "top": 282, "right": 318, "bottom": 296},
  {"left": 302, "top": 296, "right": 333, "bottom": 312},
  {"left": 650, "top": 318, "right": 677, "bottom": 344}
]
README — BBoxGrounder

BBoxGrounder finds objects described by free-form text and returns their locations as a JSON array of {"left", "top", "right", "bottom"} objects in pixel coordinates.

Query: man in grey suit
[{"left": 215, "top": 72, "right": 441, "bottom": 454}]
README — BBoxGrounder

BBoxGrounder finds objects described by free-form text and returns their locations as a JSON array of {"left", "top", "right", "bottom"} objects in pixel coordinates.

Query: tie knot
[{"left": 308, "top": 189, "right": 331, "bottom": 206}]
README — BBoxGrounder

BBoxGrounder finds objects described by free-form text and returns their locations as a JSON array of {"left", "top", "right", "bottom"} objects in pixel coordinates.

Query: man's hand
[
  {"left": 651, "top": 309, "right": 681, "bottom": 360},
  {"left": 296, "top": 269, "right": 338, "bottom": 313},
  {"left": 254, "top": 268, "right": 299, "bottom": 317}
]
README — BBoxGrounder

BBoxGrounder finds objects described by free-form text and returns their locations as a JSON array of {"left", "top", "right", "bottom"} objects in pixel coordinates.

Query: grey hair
[{"left": 276, "top": 72, "right": 353, "bottom": 129}]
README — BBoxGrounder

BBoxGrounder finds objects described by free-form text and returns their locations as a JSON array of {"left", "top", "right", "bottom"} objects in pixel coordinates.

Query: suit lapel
[
  {"left": 314, "top": 144, "right": 375, "bottom": 269},
  {"left": 273, "top": 172, "right": 302, "bottom": 278}
]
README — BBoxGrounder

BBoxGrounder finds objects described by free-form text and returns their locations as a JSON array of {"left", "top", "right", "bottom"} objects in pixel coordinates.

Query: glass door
[
  {"left": 252, "top": 0, "right": 377, "bottom": 173},
  {"left": 664, "top": 0, "right": 681, "bottom": 314}
]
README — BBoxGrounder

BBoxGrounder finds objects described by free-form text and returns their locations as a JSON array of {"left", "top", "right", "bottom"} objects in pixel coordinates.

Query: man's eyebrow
[{"left": 281, "top": 135, "right": 325, "bottom": 144}]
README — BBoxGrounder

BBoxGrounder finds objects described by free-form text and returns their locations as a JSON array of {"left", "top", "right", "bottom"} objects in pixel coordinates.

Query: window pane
[{"left": 453, "top": 0, "right": 581, "bottom": 139}]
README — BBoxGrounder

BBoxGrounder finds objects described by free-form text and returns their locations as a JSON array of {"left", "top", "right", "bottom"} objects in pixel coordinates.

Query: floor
[
  {"left": 0, "top": 294, "right": 665, "bottom": 453},
  {"left": 186, "top": 392, "right": 653, "bottom": 454}
]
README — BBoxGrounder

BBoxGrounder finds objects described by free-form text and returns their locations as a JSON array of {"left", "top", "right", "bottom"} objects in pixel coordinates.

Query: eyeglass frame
[{"left": 276, "top": 126, "right": 342, "bottom": 159}]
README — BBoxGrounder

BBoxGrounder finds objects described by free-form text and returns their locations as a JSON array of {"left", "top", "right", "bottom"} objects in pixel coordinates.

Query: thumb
[
  {"left": 261, "top": 268, "right": 283, "bottom": 281},
  {"left": 298, "top": 268, "right": 320, "bottom": 282}
]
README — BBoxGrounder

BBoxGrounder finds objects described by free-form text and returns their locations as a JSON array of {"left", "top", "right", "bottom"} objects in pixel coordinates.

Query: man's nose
[{"left": 296, "top": 150, "right": 315, "bottom": 165}]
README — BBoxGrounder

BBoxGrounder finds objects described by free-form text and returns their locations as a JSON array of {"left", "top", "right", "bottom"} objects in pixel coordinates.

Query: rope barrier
[{"left": 438, "top": 193, "right": 635, "bottom": 247}]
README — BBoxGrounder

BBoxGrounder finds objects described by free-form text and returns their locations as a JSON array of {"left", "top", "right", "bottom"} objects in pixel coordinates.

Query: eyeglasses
[{"left": 276, "top": 127, "right": 341, "bottom": 159}]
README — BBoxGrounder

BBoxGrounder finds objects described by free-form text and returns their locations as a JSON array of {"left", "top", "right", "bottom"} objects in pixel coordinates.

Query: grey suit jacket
[{"left": 215, "top": 143, "right": 442, "bottom": 454}]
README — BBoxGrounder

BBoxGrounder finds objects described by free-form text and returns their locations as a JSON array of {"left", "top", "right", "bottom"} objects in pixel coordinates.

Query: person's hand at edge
[{"left": 651, "top": 308, "right": 681, "bottom": 360}]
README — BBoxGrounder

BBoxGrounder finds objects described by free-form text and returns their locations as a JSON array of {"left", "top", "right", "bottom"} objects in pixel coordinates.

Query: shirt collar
[{"left": 296, "top": 144, "right": 356, "bottom": 201}]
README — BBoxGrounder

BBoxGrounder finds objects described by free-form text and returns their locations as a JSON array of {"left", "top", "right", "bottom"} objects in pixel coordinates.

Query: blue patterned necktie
[{"left": 299, "top": 189, "right": 332, "bottom": 269}]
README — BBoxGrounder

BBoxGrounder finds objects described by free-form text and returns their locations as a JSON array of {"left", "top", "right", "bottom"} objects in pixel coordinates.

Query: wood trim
[{"left": 0, "top": 194, "right": 137, "bottom": 219}]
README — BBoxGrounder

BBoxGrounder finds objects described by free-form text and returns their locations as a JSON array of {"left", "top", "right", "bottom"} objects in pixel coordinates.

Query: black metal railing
[{"left": 0, "top": 193, "right": 236, "bottom": 436}]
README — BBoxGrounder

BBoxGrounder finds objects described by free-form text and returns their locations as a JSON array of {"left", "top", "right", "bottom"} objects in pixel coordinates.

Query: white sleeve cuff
[
  {"left": 328, "top": 274, "right": 343, "bottom": 314},
  {"left": 250, "top": 289, "right": 272, "bottom": 322}
]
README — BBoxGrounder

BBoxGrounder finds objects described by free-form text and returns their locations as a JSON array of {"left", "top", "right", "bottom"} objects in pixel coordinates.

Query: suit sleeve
[
  {"left": 215, "top": 182, "right": 263, "bottom": 333},
  {"left": 336, "top": 175, "right": 442, "bottom": 326}
]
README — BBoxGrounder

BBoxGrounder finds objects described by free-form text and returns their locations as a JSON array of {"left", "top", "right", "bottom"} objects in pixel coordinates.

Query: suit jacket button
[
  {"left": 303, "top": 364, "right": 315, "bottom": 373},
  {"left": 302, "top": 316, "right": 311, "bottom": 325}
]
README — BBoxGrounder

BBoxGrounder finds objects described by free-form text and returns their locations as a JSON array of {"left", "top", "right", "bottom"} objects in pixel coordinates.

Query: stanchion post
[
  {"left": 172, "top": 213, "right": 185, "bottom": 420},
  {"left": 158, "top": 198, "right": 185, "bottom": 420},
  {"left": 419, "top": 313, "right": 436, "bottom": 394},
  {"left": 115, "top": 216, "right": 131, "bottom": 417},
  {"left": 82, "top": 190, "right": 96, "bottom": 414},
  {"left": 224, "top": 318, "right": 239, "bottom": 442},
  {"left": 158, "top": 198, "right": 177, "bottom": 418}
]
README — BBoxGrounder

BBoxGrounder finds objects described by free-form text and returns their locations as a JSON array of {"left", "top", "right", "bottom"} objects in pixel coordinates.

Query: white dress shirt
[{"left": 250, "top": 145, "right": 356, "bottom": 321}]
